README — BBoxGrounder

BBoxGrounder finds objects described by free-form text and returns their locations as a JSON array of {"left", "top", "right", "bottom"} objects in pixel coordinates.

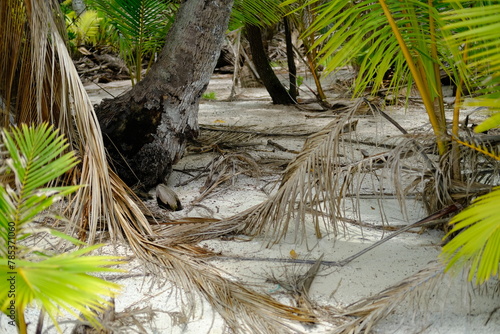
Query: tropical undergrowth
[{"left": 0, "top": 123, "right": 123, "bottom": 333}]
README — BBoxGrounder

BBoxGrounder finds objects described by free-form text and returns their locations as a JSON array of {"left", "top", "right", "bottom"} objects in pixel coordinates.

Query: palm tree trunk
[
  {"left": 96, "top": 0, "right": 234, "bottom": 189},
  {"left": 245, "top": 23, "right": 295, "bottom": 105}
]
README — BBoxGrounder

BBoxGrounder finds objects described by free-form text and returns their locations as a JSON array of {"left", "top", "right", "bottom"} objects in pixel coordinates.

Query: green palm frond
[
  {"left": 230, "top": 0, "right": 285, "bottom": 29},
  {"left": 0, "top": 123, "right": 80, "bottom": 255},
  {"left": 442, "top": 1, "right": 500, "bottom": 129},
  {"left": 441, "top": 186, "right": 500, "bottom": 284},
  {"left": 89, "top": 0, "right": 175, "bottom": 82},
  {"left": 443, "top": 2, "right": 500, "bottom": 98},
  {"left": 0, "top": 123, "right": 124, "bottom": 332},
  {"left": 291, "top": 0, "right": 456, "bottom": 97},
  {"left": 66, "top": 10, "right": 102, "bottom": 46},
  {"left": 475, "top": 112, "right": 500, "bottom": 133},
  {"left": 89, "top": 0, "right": 172, "bottom": 42},
  {"left": 439, "top": 3, "right": 500, "bottom": 285},
  {"left": 1, "top": 123, "right": 78, "bottom": 195},
  {"left": 284, "top": 0, "right": 462, "bottom": 155},
  {"left": 0, "top": 245, "right": 122, "bottom": 332}
]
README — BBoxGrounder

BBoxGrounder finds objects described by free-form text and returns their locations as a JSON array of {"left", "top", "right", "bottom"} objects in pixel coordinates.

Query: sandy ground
[{"left": 2, "top": 73, "right": 499, "bottom": 334}]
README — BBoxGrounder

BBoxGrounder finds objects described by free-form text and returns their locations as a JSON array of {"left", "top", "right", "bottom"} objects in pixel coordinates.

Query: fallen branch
[
  {"left": 200, "top": 125, "right": 315, "bottom": 137},
  {"left": 267, "top": 139, "right": 300, "bottom": 154},
  {"left": 78, "top": 64, "right": 108, "bottom": 74}
]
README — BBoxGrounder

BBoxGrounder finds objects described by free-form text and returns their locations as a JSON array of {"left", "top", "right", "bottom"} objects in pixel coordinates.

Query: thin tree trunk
[
  {"left": 245, "top": 23, "right": 295, "bottom": 105},
  {"left": 96, "top": 0, "right": 233, "bottom": 189},
  {"left": 229, "top": 32, "right": 241, "bottom": 100},
  {"left": 284, "top": 17, "right": 297, "bottom": 101}
]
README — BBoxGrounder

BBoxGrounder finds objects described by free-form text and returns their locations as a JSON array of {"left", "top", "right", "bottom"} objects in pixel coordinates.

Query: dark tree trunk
[
  {"left": 245, "top": 23, "right": 295, "bottom": 105},
  {"left": 284, "top": 17, "right": 297, "bottom": 101},
  {"left": 96, "top": 0, "right": 233, "bottom": 189}
]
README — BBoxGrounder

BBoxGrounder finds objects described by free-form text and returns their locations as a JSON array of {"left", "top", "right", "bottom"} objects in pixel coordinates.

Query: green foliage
[
  {"left": 443, "top": 2, "right": 500, "bottom": 133},
  {"left": 59, "top": 0, "right": 74, "bottom": 15},
  {"left": 296, "top": 75, "right": 303, "bottom": 87},
  {"left": 441, "top": 187, "right": 500, "bottom": 284},
  {"left": 230, "top": 0, "right": 285, "bottom": 30},
  {"left": 66, "top": 10, "right": 102, "bottom": 48},
  {"left": 284, "top": 0, "right": 460, "bottom": 154},
  {"left": 0, "top": 123, "right": 123, "bottom": 333},
  {"left": 202, "top": 91, "right": 217, "bottom": 100},
  {"left": 439, "top": 3, "right": 500, "bottom": 284},
  {"left": 443, "top": 2, "right": 500, "bottom": 100},
  {"left": 270, "top": 60, "right": 285, "bottom": 68},
  {"left": 89, "top": 0, "right": 177, "bottom": 84},
  {"left": 475, "top": 112, "right": 500, "bottom": 133}
]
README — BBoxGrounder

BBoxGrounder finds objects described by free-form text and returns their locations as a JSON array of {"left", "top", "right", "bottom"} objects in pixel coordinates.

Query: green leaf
[
  {"left": 2, "top": 123, "right": 78, "bottom": 195},
  {"left": 89, "top": 0, "right": 171, "bottom": 46},
  {"left": 294, "top": 0, "right": 459, "bottom": 99},
  {"left": 1, "top": 124, "right": 79, "bottom": 257},
  {"left": 441, "top": 187, "right": 500, "bottom": 284},
  {"left": 0, "top": 123, "right": 130, "bottom": 332},
  {"left": 88, "top": 0, "right": 175, "bottom": 82},
  {"left": 48, "top": 229, "right": 87, "bottom": 246},
  {"left": 230, "top": 0, "right": 285, "bottom": 29},
  {"left": 0, "top": 245, "right": 124, "bottom": 331},
  {"left": 474, "top": 112, "right": 500, "bottom": 133},
  {"left": 443, "top": 2, "right": 500, "bottom": 103}
]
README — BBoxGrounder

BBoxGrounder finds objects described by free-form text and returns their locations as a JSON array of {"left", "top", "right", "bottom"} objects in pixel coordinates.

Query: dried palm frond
[
  {"left": 192, "top": 124, "right": 315, "bottom": 152},
  {"left": 267, "top": 254, "right": 325, "bottom": 312},
  {"left": 119, "top": 228, "right": 317, "bottom": 334},
  {"left": 206, "top": 100, "right": 435, "bottom": 245},
  {"left": 333, "top": 261, "right": 446, "bottom": 334},
  {"left": 192, "top": 125, "right": 262, "bottom": 151},
  {"left": 423, "top": 126, "right": 499, "bottom": 213},
  {"left": 193, "top": 152, "right": 260, "bottom": 203},
  {"left": 204, "top": 98, "right": 499, "bottom": 246},
  {"left": 231, "top": 111, "right": 361, "bottom": 243},
  {"left": 0, "top": 1, "right": 318, "bottom": 332}
]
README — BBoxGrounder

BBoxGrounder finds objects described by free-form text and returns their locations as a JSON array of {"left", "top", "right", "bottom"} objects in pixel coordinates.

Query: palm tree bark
[
  {"left": 96, "top": 0, "right": 233, "bottom": 189},
  {"left": 245, "top": 23, "right": 295, "bottom": 105}
]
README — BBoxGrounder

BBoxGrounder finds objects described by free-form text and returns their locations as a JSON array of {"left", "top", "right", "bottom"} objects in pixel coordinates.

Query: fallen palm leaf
[
  {"left": 333, "top": 261, "right": 445, "bottom": 334},
  {"left": 193, "top": 152, "right": 260, "bottom": 204}
]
